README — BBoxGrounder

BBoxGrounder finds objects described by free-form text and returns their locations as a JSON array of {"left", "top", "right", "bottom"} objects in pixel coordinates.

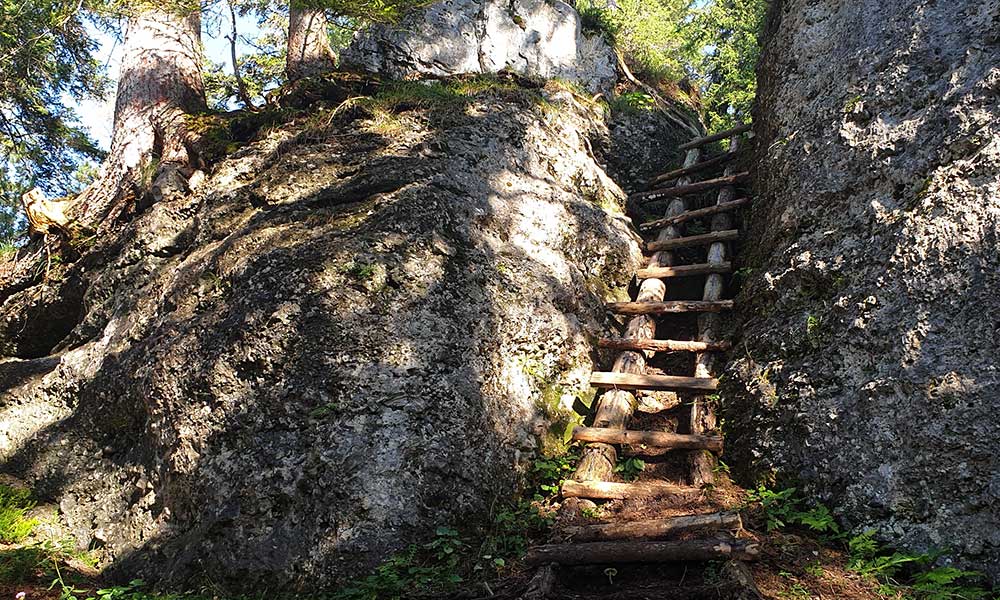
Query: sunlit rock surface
[{"left": 341, "top": 0, "right": 618, "bottom": 93}]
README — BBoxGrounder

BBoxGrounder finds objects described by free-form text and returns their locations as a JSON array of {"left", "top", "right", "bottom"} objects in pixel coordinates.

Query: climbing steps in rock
[{"left": 524, "top": 122, "right": 761, "bottom": 599}]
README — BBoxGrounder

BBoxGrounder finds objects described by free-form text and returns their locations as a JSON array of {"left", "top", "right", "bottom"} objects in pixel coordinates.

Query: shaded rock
[
  {"left": 0, "top": 81, "right": 698, "bottom": 591},
  {"left": 728, "top": 0, "right": 1000, "bottom": 582},
  {"left": 341, "top": 0, "right": 618, "bottom": 93}
]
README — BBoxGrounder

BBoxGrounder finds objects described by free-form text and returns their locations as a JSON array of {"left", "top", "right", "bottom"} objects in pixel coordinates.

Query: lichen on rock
[
  {"left": 0, "top": 76, "right": 695, "bottom": 590},
  {"left": 729, "top": 0, "right": 1000, "bottom": 581}
]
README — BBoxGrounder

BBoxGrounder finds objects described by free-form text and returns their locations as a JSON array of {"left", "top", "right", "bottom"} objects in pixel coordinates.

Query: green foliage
[
  {"left": 576, "top": 0, "right": 694, "bottom": 82},
  {"left": 614, "top": 457, "right": 645, "bottom": 482},
  {"left": 0, "top": 0, "right": 108, "bottom": 243},
  {"left": 608, "top": 91, "right": 657, "bottom": 113},
  {"left": 685, "top": 0, "right": 768, "bottom": 132},
  {"left": 530, "top": 452, "right": 576, "bottom": 497},
  {"left": 0, "top": 484, "right": 38, "bottom": 543},
  {"left": 745, "top": 486, "right": 838, "bottom": 534},
  {"left": 204, "top": 11, "right": 287, "bottom": 111}
]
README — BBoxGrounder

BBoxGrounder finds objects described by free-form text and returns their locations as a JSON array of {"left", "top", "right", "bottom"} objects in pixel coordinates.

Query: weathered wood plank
[
  {"left": 646, "top": 230, "right": 739, "bottom": 252},
  {"left": 597, "top": 338, "right": 731, "bottom": 353},
  {"left": 526, "top": 539, "right": 760, "bottom": 566},
  {"left": 636, "top": 262, "right": 732, "bottom": 280},
  {"left": 606, "top": 300, "right": 733, "bottom": 315},
  {"left": 633, "top": 173, "right": 749, "bottom": 202},
  {"left": 649, "top": 152, "right": 738, "bottom": 186},
  {"left": 561, "top": 512, "right": 742, "bottom": 543},
  {"left": 679, "top": 123, "right": 753, "bottom": 150},
  {"left": 590, "top": 371, "right": 719, "bottom": 392},
  {"left": 561, "top": 479, "right": 703, "bottom": 500},
  {"left": 572, "top": 426, "right": 724, "bottom": 452},
  {"left": 640, "top": 198, "right": 749, "bottom": 232}
]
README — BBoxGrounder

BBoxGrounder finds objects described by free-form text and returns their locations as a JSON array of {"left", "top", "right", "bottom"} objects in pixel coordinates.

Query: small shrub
[{"left": 614, "top": 457, "right": 645, "bottom": 482}]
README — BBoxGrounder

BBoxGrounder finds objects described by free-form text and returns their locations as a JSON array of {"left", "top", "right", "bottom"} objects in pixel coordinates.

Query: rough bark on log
[
  {"left": 525, "top": 539, "right": 760, "bottom": 566},
  {"left": 590, "top": 372, "right": 718, "bottom": 393},
  {"left": 76, "top": 6, "right": 206, "bottom": 226},
  {"left": 522, "top": 564, "right": 558, "bottom": 600},
  {"left": 645, "top": 230, "right": 739, "bottom": 252},
  {"left": 689, "top": 136, "right": 742, "bottom": 486},
  {"left": 639, "top": 199, "right": 749, "bottom": 232},
  {"left": 597, "top": 338, "right": 731, "bottom": 353},
  {"left": 649, "top": 152, "right": 738, "bottom": 186},
  {"left": 678, "top": 123, "right": 752, "bottom": 150},
  {"left": 632, "top": 173, "right": 749, "bottom": 201},
  {"left": 561, "top": 480, "right": 703, "bottom": 500},
  {"left": 286, "top": 6, "right": 336, "bottom": 80},
  {"left": 561, "top": 512, "right": 742, "bottom": 543},
  {"left": 572, "top": 426, "right": 723, "bottom": 452},
  {"left": 636, "top": 262, "right": 732, "bottom": 280},
  {"left": 570, "top": 149, "right": 700, "bottom": 483},
  {"left": 606, "top": 300, "right": 733, "bottom": 315}
]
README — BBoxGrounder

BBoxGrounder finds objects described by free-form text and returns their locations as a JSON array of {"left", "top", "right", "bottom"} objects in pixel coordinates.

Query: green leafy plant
[
  {"left": 0, "top": 484, "right": 38, "bottom": 543},
  {"left": 614, "top": 457, "right": 645, "bottom": 482}
]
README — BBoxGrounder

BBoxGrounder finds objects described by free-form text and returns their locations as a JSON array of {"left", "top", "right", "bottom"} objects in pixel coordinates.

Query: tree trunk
[
  {"left": 76, "top": 6, "right": 206, "bottom": 227},
  {"left": 286, "top": 4, "right": 335, "bottom": 80}
]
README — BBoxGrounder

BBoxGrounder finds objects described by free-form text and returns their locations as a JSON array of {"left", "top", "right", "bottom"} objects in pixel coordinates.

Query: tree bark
[
  {"left": 76, "top": 6, "right": 206, "bottom": 226},
  {"left": 286, "top": 4, "right": 336, "bottom": 80}
]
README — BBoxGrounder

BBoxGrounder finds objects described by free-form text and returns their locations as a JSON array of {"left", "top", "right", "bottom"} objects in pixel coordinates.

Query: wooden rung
[
  {"left": 561, "top": 480, "right": 703, "bottom": 501},
  {"left": 650, "top": 152, "right": 738, "bottom": 186},
  {"left": 562, "top": 512, "right": 742, "bottom": 543},
  {"left": 640, "top": 198, "right": 750, "bottom": 232},
  {"left": 525, "top": 539, "right": 760, "bottom": 566},
  {"left": 598, "top": 338, "right": 731, "bottom": 353},
  {"left": 637, "top": 262, "right": 732, "bottom": 279},
  {"left": 590, "top": 371, "right": 719, "bottom": 392},
  {"left": 646, "top": 230, "right": 739, "bottom": 252},
  {"left": 632, "top": 173, "right": 749, "bottom": 202},
  {"left": 679, "top": 123, "right": 753, "bottom": 150},
  {"left": 572, "top": 426, "right": 724, "bottom": 452},
  {"left": 605, "top": 300, "right": 733, "bottom": 315}
]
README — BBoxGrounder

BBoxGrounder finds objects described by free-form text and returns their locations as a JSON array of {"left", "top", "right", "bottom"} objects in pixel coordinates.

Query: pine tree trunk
[
  {"left": 76, "top": 7, "right": 205, "bottom": 227},
  {"left": 286, "top": 5, "right": 335, "bottom": 80}
]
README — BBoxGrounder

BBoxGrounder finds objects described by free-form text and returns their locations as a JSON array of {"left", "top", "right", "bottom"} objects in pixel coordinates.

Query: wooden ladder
[{"left": 524, "top": 124, "right": 760, "bottom": 598}]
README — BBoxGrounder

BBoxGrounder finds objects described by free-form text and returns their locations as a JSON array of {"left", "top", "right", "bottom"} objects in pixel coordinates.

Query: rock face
[
  {"left": 341, "top": 0, "right": 618, "bottom": 93},
  {"left": 730, "top": 0, "right": 1000, "bottom": 580},
  {"left": 0, "top": 80, "right": 692, "bottom": 590}
]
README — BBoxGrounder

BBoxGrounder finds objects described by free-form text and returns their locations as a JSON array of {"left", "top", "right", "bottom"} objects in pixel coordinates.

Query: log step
[
  {"left": 606, "top": 300, "right": 733, "bottom": 315},
  {"left": 525, "top": 539, "right": 760, "bottom": 566},
  {"left": 597, "top": 338, "right": 732, "bottom": 353},
  {"left": 561, "top": 512, "right": 742, "bottom": 543},
  {"left": 679, "top": 123, "right": 753, "bottom": 150},
  {"left": 646, "top": 230, "right": 739, "bottom": 252},
  {"left": 640, "top": 198, "right": 750, "bottom": 232},
  {"left": 572, "top": 426, "right": 723, "bottom": 452},
  {"left": 637, "top": 261, "right": 732, "bottom": 280},
  {"left": 632, "top": 173, "right": 749, "bottom": 202},
  {"left": 590, "top": 372, "right": 719, "bottom": 393},
  {"left": 649, "top": 152, "right": 739, "bottom": 186},
  {"left": 561, "top": 480, "right": 704, "bottom": 501}
]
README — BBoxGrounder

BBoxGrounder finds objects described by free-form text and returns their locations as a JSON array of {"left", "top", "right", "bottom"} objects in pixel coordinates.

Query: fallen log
[
  {"left": 679, "top": 123, "right": 752, "bottom": 150},
  {"left": 597, "top": 338, "right": 731, "bottom": 353},
  {"left": 525, "top": 539, "right": 760, "bottom": 566},
  {"left": 632, "top": 173, "right": 749, "bottom": 202},
  {"left": 561, "top": 511, "right": 742, "bottom": 543},
  {"left": 571, "top": 426, "right": 723, "bottom": 452},
  {"left": 561, "top": 480, "right": 703, "bottom": 500},
  {"left": 645, "top": 230, "right": 739, "bottom": 252},
  {"left": 590, "top": 372, "right": 718, "bottom": 393},
  {"left": 649, "top": 152, "right": 738, "bottom": 186},
  {"left": 606, "top": 300, "right": 733, "bottom": 315},
  {"left": 640, "top": 198, "right": 749, "bottom": 232},
  {"left": 636, "top": 262, "right": 732, "bottom": 280}
]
